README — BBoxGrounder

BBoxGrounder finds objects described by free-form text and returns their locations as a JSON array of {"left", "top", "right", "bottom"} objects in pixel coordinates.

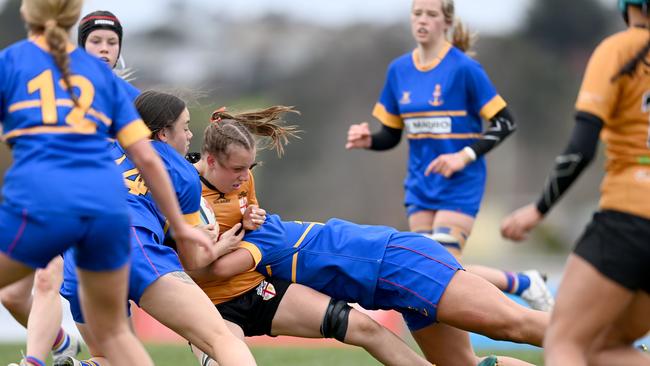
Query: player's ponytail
[
  {"left": 44, "top": 20, "right": 78, "bottom": 105},
  {"left": 21, "top": 0, "right": 83, "bottom": 105},
  {"left": 202, "top": 106, "right": 300, "bottom": 161},
  {"left": 441, "top": 0, "right": 476, "bottom": 55}
]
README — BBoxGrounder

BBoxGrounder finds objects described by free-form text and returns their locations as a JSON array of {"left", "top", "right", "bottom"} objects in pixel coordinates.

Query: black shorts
[
  {"left": 574, "top": 210, "right": 650, "bottom": 293},
  {"left": 215, "top": 277, "right": 291, "bottom": 337}
]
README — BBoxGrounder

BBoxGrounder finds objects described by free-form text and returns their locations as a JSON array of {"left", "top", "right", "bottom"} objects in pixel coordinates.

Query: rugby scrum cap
[{"left": 77, "top": 10, "right": 123, "bottom": 50}]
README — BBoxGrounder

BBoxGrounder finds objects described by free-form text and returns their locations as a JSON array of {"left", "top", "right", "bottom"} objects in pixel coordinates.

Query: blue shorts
[
  {"left": 373, "top": 232, "right": 463, "bottom": 331},
  {"left": 0, "top": 204, "right": 130, "bottom": 271},
  {"left": 61, "top": 226, "right": 183, "bottom": 323}
]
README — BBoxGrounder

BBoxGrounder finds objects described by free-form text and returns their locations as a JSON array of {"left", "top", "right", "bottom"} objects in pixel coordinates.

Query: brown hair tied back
[{"left": 202, "top": 105, "right": 301, "bottom": 161}]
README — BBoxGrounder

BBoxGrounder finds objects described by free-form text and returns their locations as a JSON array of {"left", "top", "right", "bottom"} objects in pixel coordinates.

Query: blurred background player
[
  {"left": 345, "top": 0, "right": 551, "bottom": 365},
  {"left": 188, "top": 107, "right": 432, "bottom": 366},
  {"left": 58, "top": 91, "right": 257, "bottom": 366},
  {"left": 0, "top": 0, "right": 214, "bottom": 364},
  {"left": 1, "top": 10, "right": 138, "bottom": 365},
  {"left": 501, "top": 1, "right": 650, "bottom": 365}
]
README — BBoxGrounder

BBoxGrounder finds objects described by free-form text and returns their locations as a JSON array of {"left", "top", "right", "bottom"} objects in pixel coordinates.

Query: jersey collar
[{"left": 412, "top": 41, "right": 452, "bottom": 72}]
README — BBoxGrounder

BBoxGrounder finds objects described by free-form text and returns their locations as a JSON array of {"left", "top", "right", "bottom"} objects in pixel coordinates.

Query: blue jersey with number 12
[{"left": 0, "top": 37, "right": 150, "bottom": 215}]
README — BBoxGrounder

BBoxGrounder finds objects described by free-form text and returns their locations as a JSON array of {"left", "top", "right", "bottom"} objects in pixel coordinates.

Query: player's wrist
[{"left": 460, "top": 147, "right": 477, "bottom": 164}]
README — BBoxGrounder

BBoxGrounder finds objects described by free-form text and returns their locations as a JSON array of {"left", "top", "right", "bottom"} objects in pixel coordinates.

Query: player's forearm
[
  {"left": 369, "top": 124, "right": 402, "bottom": 150},
  {"left": 465, "top": 107, "right": 516, "bottom": 158},
  {"left": 535, "top": 111, "right": 602, "bottom": 215}
]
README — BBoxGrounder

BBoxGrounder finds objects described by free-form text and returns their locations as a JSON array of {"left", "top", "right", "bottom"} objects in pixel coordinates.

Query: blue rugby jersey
[
  {"left": 373, "top": 43, "right": 507, "bottom": 214},
  {"left": 0, "top": 37, "right": 149, "bottom": 214},
  {"left": 240, "top": 214, "right": 396, "bottom": 309},
  {"left": 111, "top": 141, "right": 202, "bottom": 238}
]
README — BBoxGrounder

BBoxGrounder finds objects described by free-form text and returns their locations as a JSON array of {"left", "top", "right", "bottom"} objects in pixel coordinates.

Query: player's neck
[{"left": 417, "top": 39, "right": 446, "bottom": 65}]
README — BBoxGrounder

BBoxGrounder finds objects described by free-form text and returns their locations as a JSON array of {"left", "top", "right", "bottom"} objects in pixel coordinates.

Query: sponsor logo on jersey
[
  {"left": 428, "top": 84, "right": 444, "bottom": 107},
  {"left": 256, "top": 280, "right": 276, "bottom": 301},
  {"left": 405, "top": 116, "right": 452, "bottom": 134},
  {"left": 399, "top": 91, "right": 412, "bottom": 105},
  {"left": 213, "top": 192, "right": 229, "bottom": 204}
]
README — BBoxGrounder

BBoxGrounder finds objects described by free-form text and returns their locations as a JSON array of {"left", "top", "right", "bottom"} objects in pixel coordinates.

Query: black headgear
[{"left": 77, "top": 11, "right": 123, "bottom": 53}]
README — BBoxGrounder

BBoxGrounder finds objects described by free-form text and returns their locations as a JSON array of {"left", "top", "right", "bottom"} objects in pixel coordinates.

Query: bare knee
[
  {"left": 347, "top": 312, "right": 384, "bottom": 341},
  {"left": 0, "top": 291, "right": 30, "bottom": 313},
  {"left": 33, "top": 269, "right": 62, "bottom": 294}
]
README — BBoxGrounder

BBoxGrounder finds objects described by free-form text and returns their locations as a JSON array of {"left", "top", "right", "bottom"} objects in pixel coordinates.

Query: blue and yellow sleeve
[
  {"left": 465, "top": 60, "right": 507, "bottom": 120},
  {"left": 373, "top": 65, "right": 404, "bottom": 129},
  {"left": 239, "top": 241, "right": 263, "bottom": 270},
  {"left": 109, "top": 73, "right": 150, "bottom": 147}
]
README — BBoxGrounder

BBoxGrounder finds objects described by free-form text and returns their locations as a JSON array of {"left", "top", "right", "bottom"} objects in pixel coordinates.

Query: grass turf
[{"left": 0, "top": 343, "right": 543, "bottom": 365}]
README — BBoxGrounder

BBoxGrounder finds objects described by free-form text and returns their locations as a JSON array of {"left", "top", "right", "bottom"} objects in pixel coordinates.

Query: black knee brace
[{"left": 320, "top": 299, "right": 351, "bottom": 342}]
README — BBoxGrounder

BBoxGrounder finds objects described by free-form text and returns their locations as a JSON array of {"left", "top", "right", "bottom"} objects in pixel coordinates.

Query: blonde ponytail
[
  {"left": 441, "top": 0, "right": 477, "bottom": 55},
  {"left": 22, "top": 0, "right": 83, "bottom": 105}
]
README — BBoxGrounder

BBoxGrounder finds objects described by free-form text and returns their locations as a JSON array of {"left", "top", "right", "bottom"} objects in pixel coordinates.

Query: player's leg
[
  {"left": 77, "top": 265, "right": 153, "bottom": 366},
  {"left": 26, "top": 256, "right": 65, "bottom": 362},
  {"left": 75, "top": 213, "right": 153, "bottom": 366},
  {"left": 53, "top": 321, "right": 111, "bottom": 366},
  {"left": 544, "top": 255, "right": 634, "bottom": 366},
  {"left": 436, "top": 270, "right": 548, "bottom": 346},
  {"left": 411, "top": 323, "right": 536, "bottom": 366},
  {"left": 270, "top": 283, "right": 430, "bottom": 366},
  {"left": 0, "top": 272, "right": 34, "bottom": 326},
  {"left": 546, "top": 211, "right": 650, "bottom": 366},
  {"left": 433, "top": 210, "right": 554, "bottom": 311},
  {"left": 191, "top": 321, "right": 244, "bottom": 366},
  {"left": 138, "top": 271, "right": 256, "bottom": 366},
  {"left": 587, "top": 291, "right": 650, "bottom": 366}
]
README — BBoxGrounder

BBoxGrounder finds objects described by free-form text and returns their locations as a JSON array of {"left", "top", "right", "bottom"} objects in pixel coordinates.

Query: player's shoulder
[
  {"left": 387, "top": 51, "right": 414, "bottom": 71},
  {"left": 593, "top": 28, "right": 644, "bottom": 57}
]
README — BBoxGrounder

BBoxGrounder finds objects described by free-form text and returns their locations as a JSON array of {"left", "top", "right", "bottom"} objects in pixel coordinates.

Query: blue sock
[{"left": 505, "top": 272, "right": 531, "bottom": 296}]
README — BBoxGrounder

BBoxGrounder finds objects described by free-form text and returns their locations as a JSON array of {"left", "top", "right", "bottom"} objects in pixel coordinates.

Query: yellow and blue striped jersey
[
  {"left": 0, "top": 37, "right": 149, "bottom": 214},
  {"left": 240, "top": 214, "right": 397, "bottom": 309},
  {"left": 111, "top": 141, "right": 201, "bottom": 238},
  {"left": 373, "top": 43, "right": 506, "bottom": 214}
]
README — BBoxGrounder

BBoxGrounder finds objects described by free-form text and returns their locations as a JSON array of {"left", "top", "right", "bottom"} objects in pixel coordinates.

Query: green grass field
[{"left": 0, "top": 343, "right": 543, "bottom": 365}]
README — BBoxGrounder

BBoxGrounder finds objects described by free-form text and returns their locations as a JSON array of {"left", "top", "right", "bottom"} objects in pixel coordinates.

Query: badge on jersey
[{"left": 256, "top": 280, "right": 276, "bottom": 301}]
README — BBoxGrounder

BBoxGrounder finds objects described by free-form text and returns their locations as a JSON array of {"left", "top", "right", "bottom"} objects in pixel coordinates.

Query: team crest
[
  {"left": 238, "top": 192, "right": 248, "bottom": 214},
  {"left": 256, "top": 280, "right": 277, "bottom": 301},
  {"left": 399, "top": 91, "right": 412, "bottom": 105},
  {"left": 428, "top": 84, "right": 444, "bottom": 107}
]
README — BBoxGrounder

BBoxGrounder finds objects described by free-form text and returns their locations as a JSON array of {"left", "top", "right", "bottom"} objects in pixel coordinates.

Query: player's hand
[
  {"left": 173, "top": 223, "right": 214, "bottom": 253},
  {"left": 198, "top": 223, "right": 220, "bottom": 244},
  {"left": 500, "top": 203, "right": 543, "bottom": 242},
  {"left": 425, "top": 150, "right": 472, "bottom": 178},
  {"left": 242, "top": 205, "right": 266, "bottom": 230},
  {"left": 213, "top": 223, "right": 245, "bottom": 258},
  {"left": 345, "top": 122, "right": 372, "bottom": 149}
]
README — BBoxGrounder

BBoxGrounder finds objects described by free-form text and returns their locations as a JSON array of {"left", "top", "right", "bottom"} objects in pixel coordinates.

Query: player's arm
[
  {"left": 534, "top": 111, "right": 602, "bottom": 215},
  {"left": 187, "top": 247, "right": 255, "bottom": 282},
  {"left": 501, "top": 112, "right": 602, "bottom": 241},
  {"left": 425, "top": 107, "right": 516, "bottom": 178},
  {"left": 465, "top": 107, "right": 517, "bottom": 159},
  {"left": 178, "top": 222, "right": 244, "bottom": 270}
]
